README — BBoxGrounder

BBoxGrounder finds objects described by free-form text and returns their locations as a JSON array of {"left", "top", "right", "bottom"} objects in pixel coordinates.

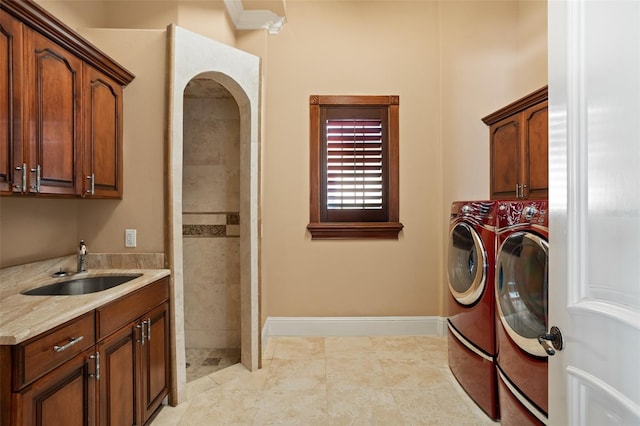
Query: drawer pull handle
[{"left": 53, "top": 335, "right": 84, "bottom": 352}]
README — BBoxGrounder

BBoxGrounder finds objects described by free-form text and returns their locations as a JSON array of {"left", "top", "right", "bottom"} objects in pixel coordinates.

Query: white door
[{"left": 548, "top": 1, "right": 640, "bottom": 425}]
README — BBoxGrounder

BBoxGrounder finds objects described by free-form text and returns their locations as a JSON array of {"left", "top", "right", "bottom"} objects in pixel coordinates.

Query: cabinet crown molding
[
  {"left": 1, "top": 0, "right": 135, "bottom": 85},
  {"left": 482, "top": 85, "right": 548, "bottom": 125}
]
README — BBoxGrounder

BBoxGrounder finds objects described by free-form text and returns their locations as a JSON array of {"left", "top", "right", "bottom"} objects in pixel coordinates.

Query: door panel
[
  {"left": 490, "top": 117, "right": 520, "bottom": 198},
  {"left": 83, "top": 65, "right": 122, "bottom": 198},
  {"left": 548, "top": 0, "right": 640, "bottom": 424},
  {"left": 24, "top": 28, "right": 81, "bottom": 195},
  {"left": 523, "top": 102, "right": 548, "bottom": 199},
  {"left": 97, "top": 324, "right": 138, "bottom": 426},
  {"left": 18, "top": 348, "right": 96, "bottom": 426},
  {"left": 0, "top": 10, "right": 22, "bottom": 194},
  {"left": 140, "top": 302, "right": 170, "bottom": 423}
]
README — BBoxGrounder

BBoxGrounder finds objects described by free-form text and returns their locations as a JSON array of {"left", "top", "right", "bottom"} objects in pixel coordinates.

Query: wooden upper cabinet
[
  {"left": 1, "top": 0, "right": 134, "bottom": 198},
  {"left": 522, "top": 101, "right": 548, "bottom": 200},
  {"left": 488, "top": 114, "right": 521, "bottom": 199},
  {"left": 483, "top": 86, "right": 548, "bottom": 200},
  {"left": 24, "top": 27, "right": 82, "bottom": 196},
  {"left": 0, "top": 10, "right": 23, "bottom": 194},
  {"left": 83, "top": 66, "right": 123, "bottom": 198}
]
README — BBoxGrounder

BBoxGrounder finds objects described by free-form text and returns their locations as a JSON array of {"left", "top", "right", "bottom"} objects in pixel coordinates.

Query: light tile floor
[{"left": 152, "top": 336, "right": 498, "bottom": 425}]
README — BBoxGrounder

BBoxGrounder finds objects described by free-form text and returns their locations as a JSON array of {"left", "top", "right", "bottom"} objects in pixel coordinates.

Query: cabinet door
[
  {"left": 0, "top": 10, "right": 23, "bottom": 194},
  {"left": 24, "top": 27, "right": 82, "bottom": 196},
  {"left": 17, "top": 347, "right": 96, "bottom": 426},
  {"left": 82, "top": 65, "right": 123, "bottom": 198},
  {"left": 489, "top": 115, "right": 521, "bottom": 199},
  {"left": 522, "top": 101, "right": 548, "bottom": 199},
  {"left": 140, "top": 302, "right": 170, "bottom": 424},
  {"left": 96, "top": 323, "right": 139, "bottom": 426}
]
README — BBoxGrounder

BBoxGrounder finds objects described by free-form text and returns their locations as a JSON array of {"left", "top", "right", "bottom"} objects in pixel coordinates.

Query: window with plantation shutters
[
  {"left": 323, "top": 109, "right": 387, "bottom": 222},
  {"left": 308, "top": 95, "right": 403, "bottom": 239}
]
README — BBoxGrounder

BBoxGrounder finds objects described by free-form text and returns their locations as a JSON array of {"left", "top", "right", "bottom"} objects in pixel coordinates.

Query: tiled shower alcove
[{"left": 182, "top": 79, "right": 241, "bottom": 382}]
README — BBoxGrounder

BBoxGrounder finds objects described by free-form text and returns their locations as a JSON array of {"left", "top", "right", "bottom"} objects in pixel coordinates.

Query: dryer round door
[
  {"left": 495, "top": 231, "right": 549, "bottom": 357},
  {"left": 448, "top": 222, "right": 487, "bottom": 305}
]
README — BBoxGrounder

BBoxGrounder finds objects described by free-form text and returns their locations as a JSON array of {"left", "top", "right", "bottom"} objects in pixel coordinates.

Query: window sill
[{"left": 307, "top": 222, "right": 404, "bottom": 240}]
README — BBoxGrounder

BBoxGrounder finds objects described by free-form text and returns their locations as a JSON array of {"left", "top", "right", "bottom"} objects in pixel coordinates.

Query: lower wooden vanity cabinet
[
  {"left": 8, "top": 312, "right": 97, "bottom": 426},
  {"left": 96, "top": 279, "right": 170, "bottom": 426},
  {"left": 14, "top": 312, "right": 96, "bottom": 389},
  {"left": 0, "top": 277, "right": 170, "bottom": 426},
  {"left": 15, "top": 347, "right": 97, "bottom": 426},
  {"left": 139, "top": 303, "right": 170, "bottom": 423},
  {"left": 97, "top": 322, "right": 137, "bottom": 426},
  {"left": 96, "top": 302, "right": 170, "bottom": 426}
]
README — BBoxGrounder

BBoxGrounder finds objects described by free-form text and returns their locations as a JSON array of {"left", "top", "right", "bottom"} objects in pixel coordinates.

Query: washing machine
[
  {"left": 494, "top": 200, "right": 549, "bottom": 425},
  {"left": 447, "top": 200, "right": 499, "bottom": 420}
]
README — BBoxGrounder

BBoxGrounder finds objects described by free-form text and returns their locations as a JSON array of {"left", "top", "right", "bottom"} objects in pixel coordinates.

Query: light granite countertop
[{"left": 0, "top": 255, "right": 170, "bottom": 345}]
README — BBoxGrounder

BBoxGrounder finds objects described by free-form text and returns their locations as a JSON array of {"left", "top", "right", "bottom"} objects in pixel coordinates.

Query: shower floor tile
[{"left": 186, "top": 348, "right": 241, "bottom": 382}]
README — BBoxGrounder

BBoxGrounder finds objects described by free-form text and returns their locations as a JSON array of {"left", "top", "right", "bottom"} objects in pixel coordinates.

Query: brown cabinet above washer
[{"left": 482, "top": 86, "right": 548, "bottom": 200}]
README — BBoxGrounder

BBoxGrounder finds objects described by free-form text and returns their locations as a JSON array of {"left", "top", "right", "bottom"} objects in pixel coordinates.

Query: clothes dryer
[
  {"left": 494, "top": 200, "right": 549, "bottom": 425},
  {"left": 447, "top": 200, "right": 499, "bottom": 420}
]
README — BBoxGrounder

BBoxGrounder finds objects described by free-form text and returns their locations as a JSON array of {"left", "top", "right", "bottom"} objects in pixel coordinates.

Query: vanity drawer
[
  {"left": 14, "top": 311, "right": 95, "bottom": 390},
  {"left": 96, "top": 277, "right": 169, "bottom": 340}
]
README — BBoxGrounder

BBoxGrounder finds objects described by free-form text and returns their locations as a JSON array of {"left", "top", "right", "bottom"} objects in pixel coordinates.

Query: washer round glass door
[
  {"left": 495, "top": 231, "right": 549, "bottom": 357},
  {"left": 448, "top": 222, "right": 487, "bottom": 305}
]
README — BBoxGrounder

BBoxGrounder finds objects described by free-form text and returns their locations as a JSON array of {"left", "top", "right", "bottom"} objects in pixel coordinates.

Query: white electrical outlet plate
[{"left": 125, "top": 229, "right": 137, "bottom": 248}]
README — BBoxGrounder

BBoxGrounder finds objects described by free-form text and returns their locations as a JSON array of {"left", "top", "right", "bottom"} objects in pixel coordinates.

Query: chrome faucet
[{"left": 77, "top": 240, "right": 88, "bottom": 272}]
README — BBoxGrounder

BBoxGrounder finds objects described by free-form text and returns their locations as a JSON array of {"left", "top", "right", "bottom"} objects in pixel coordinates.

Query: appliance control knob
[
  {"left": 461, "top": 205, "right": 472, "bottom": 214},
  {"left": 522, "top": 205, "right": 538, "bottom": 220}
]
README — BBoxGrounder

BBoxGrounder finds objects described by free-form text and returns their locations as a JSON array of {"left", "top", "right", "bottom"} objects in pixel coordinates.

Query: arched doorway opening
[{"left": 167, "top": 25, "right": 260, "bottom": 403}]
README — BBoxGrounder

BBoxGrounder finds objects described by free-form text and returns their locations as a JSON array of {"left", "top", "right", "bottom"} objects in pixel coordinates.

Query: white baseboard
[{"left": 262, "top": 316, "right": 447, "bottom": 348}]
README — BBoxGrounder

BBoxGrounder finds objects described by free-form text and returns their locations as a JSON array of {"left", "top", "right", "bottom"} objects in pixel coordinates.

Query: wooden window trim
[{"left": 308, "top": 95, "right": 403, "bottom": 239}]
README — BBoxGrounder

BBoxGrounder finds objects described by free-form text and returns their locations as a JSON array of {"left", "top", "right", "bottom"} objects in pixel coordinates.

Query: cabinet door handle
[
  {"left": 30, "top": 165, "right": 41, "bottom": 193},
  {"left": 146, "top": 318, "right": 151, "bottom": 342},
  {"left": 89, "top": 352, "right": 100, "bottom": 380},
  {"left": 137, "top": 321, "right": 146, "bottom": 345},
  {"left": 14, "top": 163, "right": 27, "bottom": 193},
  {"left": 53, "top": 335, "right": 84, "bottom": 352},
  {"left": 515, "top": 183, "right": 520, "bottom": 198},
  {"left": 86, "top": 173, "right": 95, "bottom": 195},
  {"left": 522, "top": 184, "right": 528, "bottom": 198}
]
